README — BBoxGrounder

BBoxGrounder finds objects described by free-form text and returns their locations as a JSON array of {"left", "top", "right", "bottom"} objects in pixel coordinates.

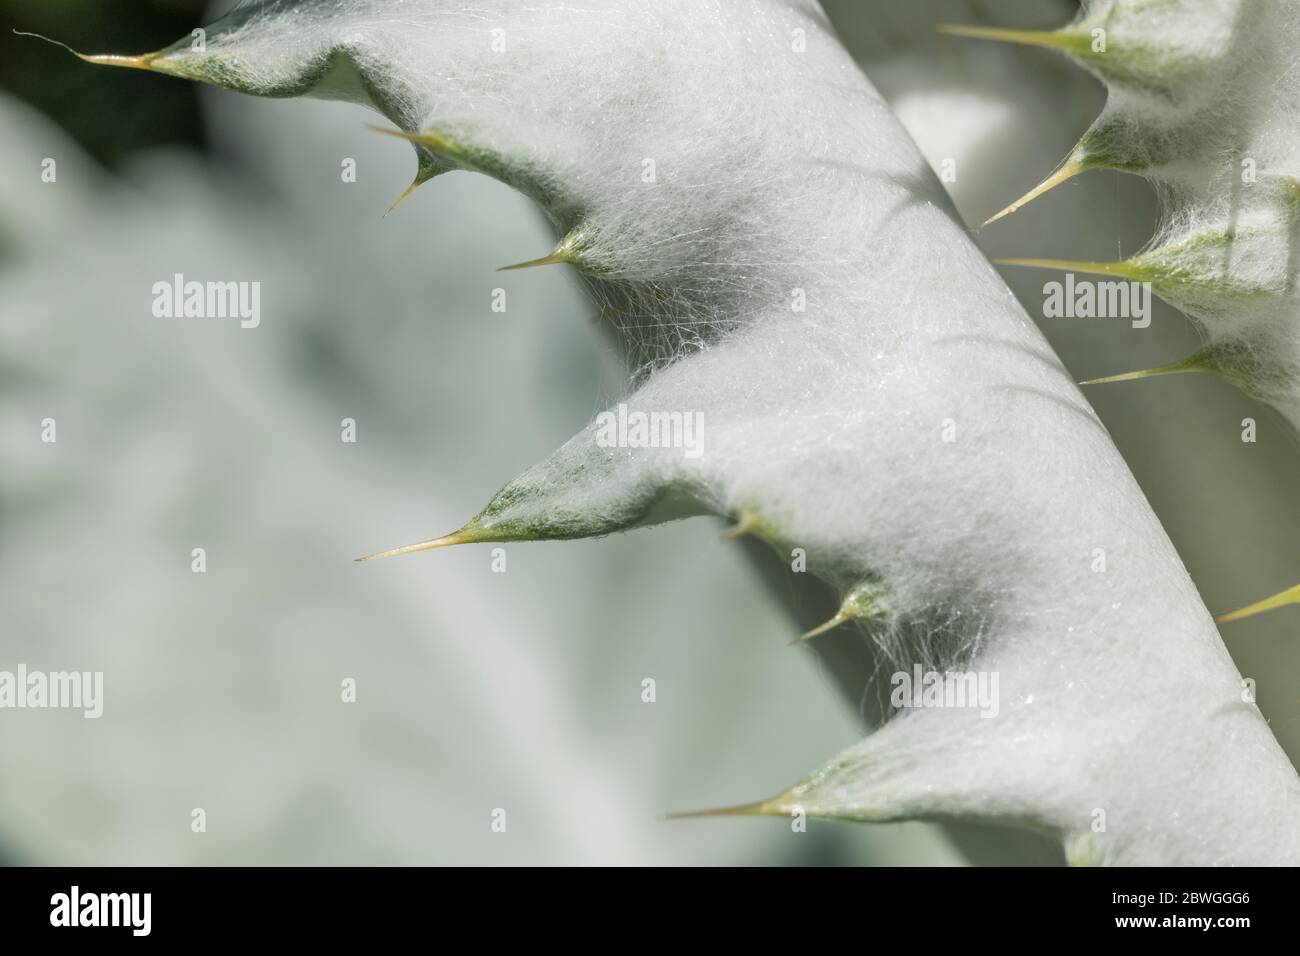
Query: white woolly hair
[
  {"left": 76, "top": 0, "right": 1300, "bottom": 863},
  {"left": 1042, "top": 0, "right": 1300, "bottom": 425}
]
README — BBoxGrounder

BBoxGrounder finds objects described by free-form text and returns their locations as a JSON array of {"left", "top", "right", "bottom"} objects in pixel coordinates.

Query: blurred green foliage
[{"left": 1, "top": 0, "right": 209, "bottom": 166}]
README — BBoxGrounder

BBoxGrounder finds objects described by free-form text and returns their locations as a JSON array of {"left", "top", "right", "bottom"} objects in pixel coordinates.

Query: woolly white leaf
[
  {"left": 948, "top": 0, "right": 1300, "bottom": 623},
  {"left": 62, "top": 0, "right": 1300, "bottom": 863}
]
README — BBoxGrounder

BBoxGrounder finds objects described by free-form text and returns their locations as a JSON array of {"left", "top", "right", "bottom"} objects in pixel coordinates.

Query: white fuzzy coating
[
  {"left": 143, "top": 0, "right": 1300, "bottom": 862},
  {"left": 1, "top": 87, "right": 959, "bottom": 865},
  {"left": 1050, "top": 0, "right": 1300, "bottom": 424}
]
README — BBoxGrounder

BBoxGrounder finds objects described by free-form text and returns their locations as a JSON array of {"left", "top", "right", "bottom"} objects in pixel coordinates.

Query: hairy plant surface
[
  {"left": 945, "top": 0, "right": 1300, "bottom": 623},
  {"left": 60, "top": 0, "right": 1300, "bottom": 863},
  {"left": 4, "top": 86, "right": 945, "bottom": 865}
]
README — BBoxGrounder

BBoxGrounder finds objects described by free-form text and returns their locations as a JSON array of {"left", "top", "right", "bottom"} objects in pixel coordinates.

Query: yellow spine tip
[
  {"left": 366, "top": 125, "right": 441, "bottom": 148},
  {"left": 496, "top": 251, "right": 573, "bottom": 272},
  {"left": 796, "top": 612, "right": 849, "bottom": 644},
  {"left": 993, "top": 257, "right": 1145, "bottom": 281},
  {"left": 368, "top": 125, "right": 457, "bottom": 160},
  {"left": 75, "top": 52, "right": 160, "bottom": 71},
  {"left": 1216, "top": 583, "right": 1300, "bottom": 623},
  {"left": 383, "top": 178, "right": 425, "bottom": 218},
  {"left": 666, "top": 796, "right": 788, "bottom": 820},
  {"left": 355, "top": 529, "right": 474, "bottom": 563},
  {"left": 936, "top": 23, "right": 1076, "bottom": 52},
  {"left": 14, "top": 31, "right": 160, "bottom": 72},
  {"left": 982, "top": 161, "right": 1089, "bottom": 227},
  {"left": 1078, "top": 359, "right": 1202, "bottom": 387}
]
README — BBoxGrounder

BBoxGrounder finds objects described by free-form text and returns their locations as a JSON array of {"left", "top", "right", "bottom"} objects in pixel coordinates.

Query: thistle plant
[
  {"left": 944, "top": 0, "right": 1300, "bottom": 622},
  {"left": 46, "top": 0, "right": 1300, "bottom": 864}
]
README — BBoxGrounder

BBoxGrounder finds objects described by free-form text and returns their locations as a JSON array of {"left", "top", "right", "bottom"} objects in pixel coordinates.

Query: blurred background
[{"left": 0, "top": 0, "right": 1296, "bottom": 866}]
